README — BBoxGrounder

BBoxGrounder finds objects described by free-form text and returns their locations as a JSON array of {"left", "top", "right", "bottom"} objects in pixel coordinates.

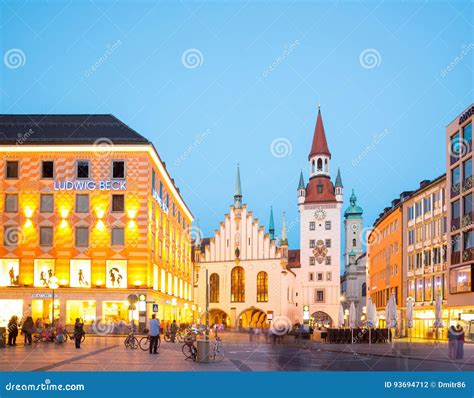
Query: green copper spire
[
  {"left": 298, "top": 171, "right": 305, "bottom": 190},
  {"left": 344, "top": 188, "right": 363, "bottom": 219},
  {"left": 335, "top": 168, "right": 343, "bottom": 188},
  {"left": 234, "top": 163, "right": 242, "bottom": 209},
  {"left": 280, "top": 211, "right": 288, "bottom": 246},
  {"left": 269, "top": 206, "right": 275, "bottom": 240}
]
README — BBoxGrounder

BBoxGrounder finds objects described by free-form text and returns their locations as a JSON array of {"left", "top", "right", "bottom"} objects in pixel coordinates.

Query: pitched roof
[
  {"left": 305, "top": 176, "right": 337, "bottom": 203},
  {"left": 0, "top": 114, "right": 149, "bottom": 145},
  {"left": 288, "top": 249, "right": 301, "bottom": 268},
  {"left": 308, "top": 109, "right": 330, "bottom": 159}
]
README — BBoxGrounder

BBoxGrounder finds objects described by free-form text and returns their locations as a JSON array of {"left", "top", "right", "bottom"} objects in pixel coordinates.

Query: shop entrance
[
  {"left": 238, "top": 308, "right": 267, "bottom": 328},
  {"left": 0, "top": 300, "right": 23, "bottom": 327},
  {"left": 31, "top": 299, "right": 60, "bottom": 326}
]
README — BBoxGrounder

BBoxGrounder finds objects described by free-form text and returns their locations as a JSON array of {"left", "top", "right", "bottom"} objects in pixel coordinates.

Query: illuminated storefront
[{"left": 0, "top": 115, "right": 195, "bottom": 329}]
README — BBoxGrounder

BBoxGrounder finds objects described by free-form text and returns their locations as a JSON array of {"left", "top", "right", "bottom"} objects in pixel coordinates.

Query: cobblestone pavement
[{"left": 1, "top": 335, "right": 472, "bottom": 371}]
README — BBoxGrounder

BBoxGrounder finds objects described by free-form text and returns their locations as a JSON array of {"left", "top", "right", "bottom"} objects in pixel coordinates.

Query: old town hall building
[{"left": 193, "top": 108, "right": 346, "bottom": 328}]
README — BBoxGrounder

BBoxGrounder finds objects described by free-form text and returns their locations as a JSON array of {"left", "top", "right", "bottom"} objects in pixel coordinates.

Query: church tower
[
  {"left": 344, "top": 189, "right": 363, "bottom": 266},
  {"left": 296, "top": 107, "right": 343, "bottom": 327}
]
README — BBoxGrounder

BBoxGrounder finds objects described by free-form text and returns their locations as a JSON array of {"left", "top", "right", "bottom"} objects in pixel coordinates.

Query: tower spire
[
  {"left": 234, "top": 163, "right": 242, "bottom": 209},
  {"left": 280, "top": 211, "right": 288, "bottom": 246},
  {"left": 298, "top": 170, "right": 305, "bottom": 190},
  {"left": 308, "top": 108, "right": 331, "bottom": 160},
  {"left": 269, "top": 206, "right": 275, "bottom": 240},
  {"left": 335, "top": 168, "right": 343, "bottom": 188}
]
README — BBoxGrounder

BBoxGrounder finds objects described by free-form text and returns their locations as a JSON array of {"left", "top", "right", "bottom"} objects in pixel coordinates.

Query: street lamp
[{"left": 49, "top": 276, "right": 59, "bottom": 327}]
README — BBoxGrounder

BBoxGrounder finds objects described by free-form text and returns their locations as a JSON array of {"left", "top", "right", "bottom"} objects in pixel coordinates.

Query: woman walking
[
  {"left": 74, "top": 318, "right": 84, "bottom": 349},
  {"left": 7, "top": 316, "right": 19, "bottom": 346},
  {"left": 448, "top": 325, "right": 458, "bottom": 360},
  {"left": 22, "top": 316, "right": 34, "bottom": 345}
]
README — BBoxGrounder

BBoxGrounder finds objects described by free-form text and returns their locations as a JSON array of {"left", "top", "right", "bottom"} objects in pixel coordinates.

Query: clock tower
[{"left": 297, "top": 107, "right": 343, "bottom": 327}]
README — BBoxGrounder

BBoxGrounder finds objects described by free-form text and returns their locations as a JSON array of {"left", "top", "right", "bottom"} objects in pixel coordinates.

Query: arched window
[
  {"left": 256, "top": 271, "right": 268, "bottom": 302},
  {"left": 317, "top": 158, "right": 323, "bottom": 171},
  {"left": 209, "top": 273, "right": 219, "bottom": 303},
  {"left": 231, "top": 266, "right": 245, "bottom": 302},
  {"left": 352, "top": 238, "right": 357, "bottom": 247},
  {"left": 311, "top": 160, "right": 315, "bottom": 173},
  {"left": 324, "top": 158, "right": 328, "bottom": 172},
  {"left": 362, "top": 282, "right": 367, "bottom": 297}
]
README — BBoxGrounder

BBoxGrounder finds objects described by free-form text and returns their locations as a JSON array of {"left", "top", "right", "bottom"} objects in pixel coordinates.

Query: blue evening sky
[{"left": 1, "top": 0, "right": 472, "bottom": 250}]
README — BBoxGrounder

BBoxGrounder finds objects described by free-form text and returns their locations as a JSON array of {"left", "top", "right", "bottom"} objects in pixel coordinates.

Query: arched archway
[
  {"left": 202, "top": 308, "right": 230, "bottom": 328},
  {"left": 311, "top": 311, "right": 333, "bottom": 327},
  {"left": 238, "top": 307, "right": 268, "bottom": 329}
]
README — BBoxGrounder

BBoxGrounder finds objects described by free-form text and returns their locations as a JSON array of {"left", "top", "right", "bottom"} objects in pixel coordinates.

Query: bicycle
[
  {"left": 209, "top": 337, "right": 225, "bottom": 363},
  {"left": 139, "top": 334, "right": 161, "bottom": 351},
  {"left": 182, "top": 335, "right": 197, "bottom": 361},
  {"left": 124, "top": 329, "right": 139, "bottom": 349}
]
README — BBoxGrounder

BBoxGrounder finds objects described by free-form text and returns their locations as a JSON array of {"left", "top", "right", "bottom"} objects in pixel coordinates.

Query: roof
[
  {"left": 344, "top": 189, "right": 363, "bottom": 218},
  {"left": 287, "top": 249, "right": 301, "bottom": 268},
  {"left": 335, "top": 168, "right": 343, "bottom": 188},
  {"left": 0, "top": 114, "right": 149, "bottom": 145},
  {"left": 305, "top": 176, "right": 337, "bottom": 203},
  {"left": 308, "top": 109, "right": 331, "bottom": 159}
]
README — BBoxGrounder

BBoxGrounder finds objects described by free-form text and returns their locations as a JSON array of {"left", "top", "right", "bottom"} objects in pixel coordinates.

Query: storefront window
[
  {"left": 105, "top": 260, "right": 127, "bottom": 288},
  {"left": 407, "top": 279, "right": 415, "bottom": 298},
  {"left": 450, "top": 265, "right": 472, "bottom": 294},
  {"left": 70, "top": 260, "right": 91, "bottom": 288},
  {"left": 32, "top": 298, "right": 60, "bottom": 325},
  {"left": 103, "top": 301, "right": 134, "bottom": 323},
  {"left": 66, "top": 300, "right": 96, "bottom": 324},
  {"left": 0, "top": 259, "right": 19, "bottom": 286},
  {"left": 434, "top": 275, "right": 443, "bottom": 299},
  {"left": 415, "top": 278, "right": 423, "bottom": 302},
  {"left": 34, "top": 259, "right": 55, "bottom": 287},
  {"left": 424, "top": 277, "right": 433, "bottom": 302},
  {"left": 0, "top": 299, "right": 23, "bottom": 327}
]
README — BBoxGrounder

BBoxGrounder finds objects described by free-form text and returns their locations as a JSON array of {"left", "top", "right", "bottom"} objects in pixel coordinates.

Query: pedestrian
[
  {"left": 170, "top": 320, "right": 178, "bottom": 343},
  {"left": 456, "top": 324, "right": 465, "bottom": 359},
  {"left": 7, "top": 316, "right": 19, "bottom": 346},
  {"left": 148, "top": 314, "right": 160, "bottom": 355},
  {"left": 22, "top": 316, "right": 34, "bottom": 345},
  {"left": 448, "top": 325, "right": 458, "bottom": 360},
  {"left": 74, "top": 318, "right": 84, "bottom": 349}
]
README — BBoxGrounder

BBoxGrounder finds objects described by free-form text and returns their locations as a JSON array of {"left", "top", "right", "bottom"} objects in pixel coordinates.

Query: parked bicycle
[
  {"left": 139, "top": 334, "right": 161, "bottom": 351},
  {"left": 124, "top": 328, "right": 139, "bottom": 349},
  {"left": 181, "top": 334, "right": 197, "bottom": 361},
  {"left": 164, "top": 329, "right": 186, "bottom": 343},
  {"left": 209, "top": 337, "right": 225, "bottom": 363}
]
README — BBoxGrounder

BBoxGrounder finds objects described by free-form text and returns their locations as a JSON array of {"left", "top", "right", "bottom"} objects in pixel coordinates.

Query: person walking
[
  {"left": 448, "top": 325, "right": 458, "bottom": 360},
  {"left": 74, "top": 318, "right": 84, "bottom": 349},
  {"left": 170, "top": 320, "right": 178, "bottom": 343},
  {"left": 22, "top": 316, "right": 34, "bottom": 345},
  {"left": 7, "top": 316, "right": 18, "bottom": 346},
  {"left": 456, "top": 324, "right": 465, "bottom": 359},
  {"left": 148, "top": 314, "right": 160, "bottom": 354}
]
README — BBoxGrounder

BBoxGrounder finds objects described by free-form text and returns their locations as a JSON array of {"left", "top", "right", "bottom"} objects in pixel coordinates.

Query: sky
[{"left": 1, "top": 0, "right": 472, "bottom": 251}]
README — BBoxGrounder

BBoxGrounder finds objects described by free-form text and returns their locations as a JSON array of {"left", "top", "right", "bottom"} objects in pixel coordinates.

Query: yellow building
[{"left": 0, "top": 114, "right": 194, "bottom": 331}]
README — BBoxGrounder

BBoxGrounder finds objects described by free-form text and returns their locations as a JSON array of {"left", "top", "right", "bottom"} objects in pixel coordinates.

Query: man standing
[{"left": 148, "top": 314, "right": 160, "bottom": 354}]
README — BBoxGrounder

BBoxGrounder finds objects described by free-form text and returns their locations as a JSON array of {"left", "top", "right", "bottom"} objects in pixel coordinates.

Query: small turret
[
  {"left": 335, "top": 168, "right": 343, "bottom": 202},
  {"left": 234, "top": 163, "right": 242, "bottom": 209},
  {"left": 268, "top": 206, "right": 275, "bottom": 240},
  {"left": 297, "top": 171, "right": 306, "bottom": 205},
  {"left": 280, "top": 211, "right": 289, "bottom": 267}
]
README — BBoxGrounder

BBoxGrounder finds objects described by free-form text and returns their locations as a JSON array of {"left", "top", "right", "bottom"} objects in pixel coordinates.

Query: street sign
[
  {"left": 152, "top": 304, "right": 159, "bottom": 313},
  {"left": 267, "top": 310, "right": 274, "bottom": 321}
]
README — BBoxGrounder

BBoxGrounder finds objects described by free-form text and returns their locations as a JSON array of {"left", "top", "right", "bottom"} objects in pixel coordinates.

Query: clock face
[
  {"left": 314, "top": 208, "right": 326, "bottom": 221},
  {"left": 351, "top": 224, "right": 359, "bottom": 231}
]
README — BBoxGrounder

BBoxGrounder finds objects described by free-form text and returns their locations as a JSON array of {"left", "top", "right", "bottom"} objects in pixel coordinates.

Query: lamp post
[{"left": 49, "top": 276, "right": 59, "bottom": 327}]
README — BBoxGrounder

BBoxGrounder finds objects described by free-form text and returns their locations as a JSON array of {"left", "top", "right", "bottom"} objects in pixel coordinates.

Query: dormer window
[{"left": 317, "top": 182, "right": 323, "bottom": 193}]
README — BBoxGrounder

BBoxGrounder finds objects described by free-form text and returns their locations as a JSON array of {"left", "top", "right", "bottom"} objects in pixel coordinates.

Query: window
[
  {"left": 415, "top": 201, "right": 422, "bottom": 217},
  {"left": 415, "top": 278, "right": 423, "bottom": 302},
  {"left": 423, "top": 197, "right": 431, "bottom": 213},
  {"left": 317, "top": 273, "right": 323, "bottom": 281},
  {"left": 41, "top": 161, "right": 54, "bottom": 179},
  {"left": 450, "top": 265, "right": 472, "bottom": 294},
  {"left": 452, "top": 166, "right": 460, "bottom": 196},
  {"left": 325, "top": 221, "right": 331, "bottom": 230},
  {"left": 112, "top": 160, "right": 125, "bottom": 179},
  {"left": 231, "top": 266, "right": 244, "bottom": 302},
  {"left": 317, "top": 182, "right": 323, "bottom": 193},
  {"left": 33, "top": 259, "right": 55, "bottom": 287},
  {"left": 256, "top": 271, "right": 268, "bottom": 302},
  {"left": 112, "top": 194, "right": 125, "bottom": 212},
  {"left": 308, "top": 272, "right": 314, "bottom": 282},
  {"left": 75, "top": 227, "right": 89, "bottom": 247},
  {"left": 75, "top": 194, "right": 89, "bottom": 213},
  {"left": 351, "top": 238, "right": 356, "bottom": 247},
  {"left": 463, "top": 159, "right": 472, "bottom": 183},
  {"left": 209, "top": 273, "right": 219, "bottom": 303},
  {"left": 40, "top": 226, "right": 53, "bottom": 246},
  {"left": 407, "top": 206, "right": 414, "bottom": 221},
  {"left": 309, "top": 240, "right": 315, "bottom": 248},
  {"left": 4, "top": 194, "right": 18, "bottom": 213},
  {"left": 464, "top": 122, "right": 472, "bottom": 149},
  {"left": 111, "top": 227, "right": 125, "bottom": 246},
  {"left": 70, "top": 260, "right": 91, "bottom": 288},
  {"left": 4, "top": 225, "right": 20, "bottom": 246},
  {"left": 106, "top": 260, "right": 127, "bottom": 288},
  {"left": 326, "top": 272, "right": 332, "bottom": 281},
  {"left": 463, "top": 194, "right": 472, "bottom": 217},
  {"left": 309, "top": 222, "right": 315, "bottom": 231},
  {"left": 317, "top": 158, "right": 322, "bottom": 171},
  {"left": 315, "top": 290, "right": 325, "bottom": 303},
  {"left": 309, "top": 257, "right": 315, "bottom": 266},
  {"left": 325, "top": 256, "right": 331, "bottom": 265},
  {"left": 76, "top": 160, "right": 90, "bottom": 179},
  {"left": 6, "top": 161, "right": 18, "bottom": 179},
  {"left": 451, "top": 132, "right": 461, "bottom": 161},
  {"left": 40, "top": 194, "right": 54, "bottom": 213},
  {"left": 325, "top": 239, "right": 331, "bottom": 248},
  {"left": 361, "top": 282, "right": 366, "bottom": 297}
]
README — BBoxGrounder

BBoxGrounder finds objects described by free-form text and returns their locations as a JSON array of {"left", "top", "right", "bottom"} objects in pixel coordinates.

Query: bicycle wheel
[
  {"left": 164, "top": 334, "right": 171, "bottom": 343},
  {"left": 139, "top": 336, "right": 150, "bottom": 351},
  {"left": 182, "top": 344, "right": 194, "bottom": 360},
  {"left": 212, "top": 346, "right": 225, "bottom": 363}
]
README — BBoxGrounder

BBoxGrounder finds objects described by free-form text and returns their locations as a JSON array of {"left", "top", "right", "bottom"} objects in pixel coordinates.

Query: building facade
[
  {"left": 403, "top": 176, "right": 448, "bottom": 339},
  {"left": 446, "top": 104, "right": 474, "bottom": 339},
  {"left": 0, "top": 115, "right": 194, "bottom": 330}
]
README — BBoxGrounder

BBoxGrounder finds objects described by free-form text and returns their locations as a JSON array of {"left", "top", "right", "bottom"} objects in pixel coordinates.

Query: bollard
[{"left": 196, "top": 340, "right": 210, "bottom": 363}]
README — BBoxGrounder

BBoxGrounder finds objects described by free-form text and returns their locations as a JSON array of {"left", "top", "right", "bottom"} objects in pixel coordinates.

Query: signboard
[
  {"left": 152, "top": 304, "right": 159, "bottom": 313},
  {"left": 459, "top": 105, "right": 474, "bottom": 125},
  {"left": 53, "top": 180, "right": 126, "bottom": 191},
  {"left": 267, "top": 311, "right": 273, "bottom": 321},
  {"left": 303, "top": 305, "right": 310, "bottom": 321},
  {"left": 152, "top": 189, "right": 169, "bottom": 213},
  {"left": 32, "top": 293, "right": 58, "bottom": 299}
]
